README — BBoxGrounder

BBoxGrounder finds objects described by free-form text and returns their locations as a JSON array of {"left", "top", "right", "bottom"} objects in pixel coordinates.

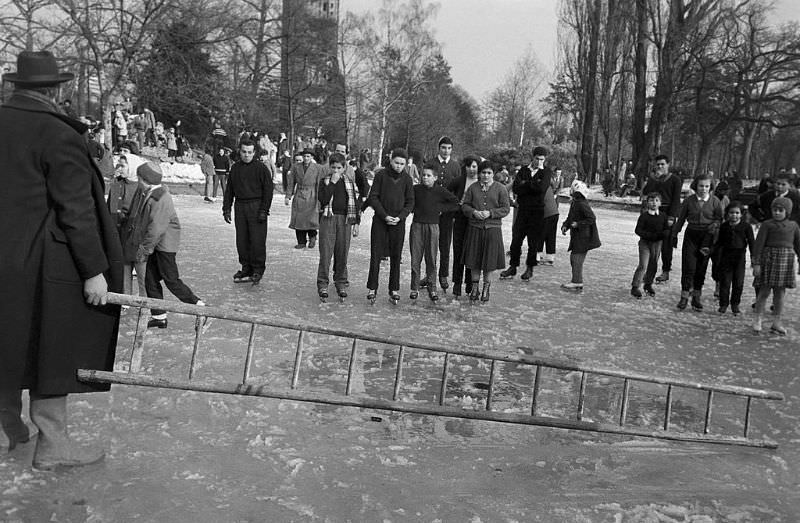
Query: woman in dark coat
[
  {"left": 0, "top": 51, "right": 122, "bottom": 468},
  {"left": 448, "top": 155, "right": 480, "bottom": 297}
]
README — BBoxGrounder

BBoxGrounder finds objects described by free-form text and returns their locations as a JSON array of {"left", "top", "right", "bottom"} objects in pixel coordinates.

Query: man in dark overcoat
[{"left": 0, "top": 51, "right": 123, "bottom": 470}]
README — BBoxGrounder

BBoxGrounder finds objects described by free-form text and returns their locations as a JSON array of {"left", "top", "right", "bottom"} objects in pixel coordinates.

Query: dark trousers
[
  {"left": 234, "top": 200, "right": 268, "bottom": 275},
  {"left": 632, "top": 239, "right": 662, "bottom": 288},
  {"left": 317, "top": 214, "right": 351, "bottom": 291},
  {"left": 296, "top": 229, "right": 317, "bottom": 245},
  {"left": 368, "top": 218, "right": 405, "bottom": 293},
  {"left": 680, "top": 228, "right": 712, "bottom": 292},
  {"left": 410, "top": 223, "right": 439, "bottom": 291},
  {"left": 145, "top": 250, "right": 200, "bottom": 316},
  {"left": 660, "top": 205, "right": 674, "bottom": 272},
  {"left": 451, "top": 215, "right": 472, "bottom": 285},
  {"left": 538, "top": 214, "right": 558, "bottom": 254},
  {"left": 508, "top": 208, "right": 544, "bottom": 268},
  {"left": 718, "top": 248, "right": 746, "bottom": 308},
  {"left": 438, "top": 212, "right": 454, "bottom": 278}
]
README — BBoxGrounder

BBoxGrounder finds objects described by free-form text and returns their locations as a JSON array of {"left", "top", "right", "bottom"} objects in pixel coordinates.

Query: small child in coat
[
  {"left": 560, "top": 180, "right": 601, "bottom": 290},
  {"left": 631, "top": 192, "right": 670, "bottom": 298},
  {"left": 714, "top": 201, "right": 754, "bottom": 315},
  {"left": 122, "top": 162, "right": 205, "bottom": 328},
  {"left": 409, "top": 163, "right": 460, "bottom": 301},
  {"left": 751, "top": 197, "right": 800, "bottom": 334}
]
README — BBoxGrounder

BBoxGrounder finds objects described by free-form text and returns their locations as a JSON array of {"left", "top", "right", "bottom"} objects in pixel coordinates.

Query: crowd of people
[{"left": 2, "top": 49, "right": 798, "bottom": 474}]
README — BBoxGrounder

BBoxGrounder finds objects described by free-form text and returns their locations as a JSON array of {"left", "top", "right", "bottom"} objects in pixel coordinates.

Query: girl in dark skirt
[
  {"left": 461, "top": 160, "right": 511, "bottom": 302},
  {"left": 751, "top": 196, "right": 800, "bottom": 334}
]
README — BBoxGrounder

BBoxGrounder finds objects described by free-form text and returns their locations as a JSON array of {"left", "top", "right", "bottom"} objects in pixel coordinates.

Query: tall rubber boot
[
  {"left": 30, "top": 394, "right": 104, "bottom": 471},
  {"left": 0, "top": 390, "right": 30, "bottom": 452}
]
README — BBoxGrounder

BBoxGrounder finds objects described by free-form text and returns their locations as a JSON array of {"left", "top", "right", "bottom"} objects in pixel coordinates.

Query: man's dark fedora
[{"left": 3, "top": 51, "right": 74, "bottom": 86}]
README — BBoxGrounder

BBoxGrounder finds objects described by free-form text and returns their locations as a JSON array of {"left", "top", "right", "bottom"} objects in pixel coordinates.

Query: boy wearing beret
[{"left": 121, "top": 162, "right": 204, "bottom": 328}]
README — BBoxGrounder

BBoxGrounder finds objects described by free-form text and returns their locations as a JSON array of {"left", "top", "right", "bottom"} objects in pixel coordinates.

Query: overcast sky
[{"left": 340, "top": 0, "right": 800, "bottom": 103}]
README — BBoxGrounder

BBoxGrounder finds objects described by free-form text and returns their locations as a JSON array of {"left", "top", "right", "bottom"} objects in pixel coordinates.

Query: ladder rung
[
  {"left": 439, "top": 353, "right": 450, "bottom": 406},
  {"left": 392, "top": 346, "right": 405, "bottom": 401},
  {"left": 242, "top": 324, "right": 257, "bottom": 383},
  {"left": 345, "top": 338, "right": 358, "bottom": 395},
  {"left": 743, "top": 396, "right": 752, "bottom": 438},
  {"left": 531, "top": 365, "right": 542, "bottom": 416},
  {"left": 704, "top": 390, "right": 714, "bottom": 434},
  {"left": 664, "top": 384, "right": 673, "bottom": 431},
  {"left": 619, "top": 378, "right": 630, "bottom": 426},
  {"left": 188, "top": 315, "right": 205, "bottom": 380},
  {"left": 129, "top": 307, "right": 148, "bottom": 373},
  {"left": 291, "top": 330, "right": 304, "bottom": 389},
  {"left": 486, "top": 360, "right": 497, "bottom": 411},
  {"left": 577, "top": 372, "right": 587, "bottom": 421}
]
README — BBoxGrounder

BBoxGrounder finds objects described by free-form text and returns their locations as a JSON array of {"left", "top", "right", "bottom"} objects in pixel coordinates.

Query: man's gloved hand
[
  {"left": 223, "top": 211, "right": 231, "bottom": 224},
  {"left": 257, "top": 210, "right": 268, "bottom": 223}
]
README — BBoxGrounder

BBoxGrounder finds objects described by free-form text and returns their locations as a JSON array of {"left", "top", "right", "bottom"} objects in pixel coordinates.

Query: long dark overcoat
[{"left": 0, "top": 93, "right": 123, "bottom": 394}]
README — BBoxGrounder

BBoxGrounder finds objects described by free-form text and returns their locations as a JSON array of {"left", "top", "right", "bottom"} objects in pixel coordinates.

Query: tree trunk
[
  {"left": 631, "top": 0, "right": 648, "bottom": 181},
  {"left": 580, "top": 0, "right": 602, "bottom": 177}
]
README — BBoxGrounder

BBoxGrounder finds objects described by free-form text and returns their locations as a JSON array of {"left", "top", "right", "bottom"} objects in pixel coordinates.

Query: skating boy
[
  {"left": 123, "top": 162, "right": 205, "bottom": 327},
  {"left": 409, "top": 163, "right": 460, "bottom": 301},
  {"left": 366, "top": 148, "right": 414, "bottom": 303},
  {"left": 317, "top": 153, "right": 360, "bottom": 300},
  {"left": 631, "top": 193, "right": 670, "bottom": 298}
]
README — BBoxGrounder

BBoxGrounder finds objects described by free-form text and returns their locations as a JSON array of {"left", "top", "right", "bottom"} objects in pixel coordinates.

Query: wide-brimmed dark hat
[{"left": 4, "top": 51, "right": 74, "bottom": 86}]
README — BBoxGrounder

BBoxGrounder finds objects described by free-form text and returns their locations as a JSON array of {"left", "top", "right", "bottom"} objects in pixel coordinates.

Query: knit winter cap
[
  {"left": 137, "top": 161, "right": 163, "bottom": 185},
  {"left": 772, "top": 196, "right": 793, "bottom": 215},
  {"left": 570, "top": 180, "right": 588, "bottom": 197},
  {"left": 532, "top": 146, "right": 549, "bottom": 157}
]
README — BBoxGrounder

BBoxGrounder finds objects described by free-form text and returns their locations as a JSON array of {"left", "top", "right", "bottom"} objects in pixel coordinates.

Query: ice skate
[
  {"left": 427, "top": 287, "right": 439, "bottom": 303},
  {"left": 233, "top": 270, "right": 252, "bottom": 283},
  {"left": 643, "top": 283, "right": 656, "bottom": 297},
  {"left": 366, "top": 289, "right": 377, "bottom": 305},
  {"left": 318, "top": 289, "right": 328, "bottom": 303},
  {"left": 520, "top": 266, "right": 533, "bottom": 281},
  {"left": 410, "top": 290, "right": 419, "bottom": 300},
  {"left": 631, "top": 286, "right": 643, "bottom": 299},
  {"left": 655, "top": 271, "right": 670, "bottom": 284},
  {"left": 250, "top": 273, "right": 262, "bottom": 286},
  {"left": 389, "top": 291, "right": 400, "bottom": 305},
  {"left": 499, "top": 266, "right": 517, "bottom": 279},
  {"left": 336, "top": 288, "right": 347, "bottom": 303},
  {"left": 560, "top": 282, "right": 583, "bottom": 292}
]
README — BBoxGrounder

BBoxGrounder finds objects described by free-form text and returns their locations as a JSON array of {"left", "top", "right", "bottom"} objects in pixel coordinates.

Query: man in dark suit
[
  {"left": 423, "top": 136, "right": 460, "bottom": 291},
  {"left": 0, "top": 51, "right": 123, "bottom": 469},
  {"left": 501, "top": 146, "right": 553, "bottom": 281}
]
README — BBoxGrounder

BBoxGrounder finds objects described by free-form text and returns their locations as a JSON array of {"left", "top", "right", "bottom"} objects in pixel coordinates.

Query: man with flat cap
[{"left": 0, "top": 51, "right": 123, "bottom": 469}]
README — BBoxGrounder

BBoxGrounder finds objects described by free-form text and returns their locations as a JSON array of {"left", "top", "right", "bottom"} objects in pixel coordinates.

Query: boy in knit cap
[{"left": 122, "top": 162, "right": 204, "bottom": 328}]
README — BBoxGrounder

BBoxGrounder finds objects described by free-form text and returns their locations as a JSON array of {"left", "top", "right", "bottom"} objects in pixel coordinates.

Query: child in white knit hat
[{"left": 560, "top": 180, "right": 601, "bottom": 290}]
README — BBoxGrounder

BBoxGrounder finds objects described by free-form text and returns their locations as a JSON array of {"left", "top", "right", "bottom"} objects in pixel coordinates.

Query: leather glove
[
  {"left": 257, "top": 210, "right": 268, "bottom": 223},
  {"left": 223, "top": 212, "right": 231, "bottom": 224}
]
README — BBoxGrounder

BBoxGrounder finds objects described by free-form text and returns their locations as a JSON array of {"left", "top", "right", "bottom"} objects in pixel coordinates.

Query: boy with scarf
[{"left": 316, "top": 153, "right": 360, "bottom": 300}]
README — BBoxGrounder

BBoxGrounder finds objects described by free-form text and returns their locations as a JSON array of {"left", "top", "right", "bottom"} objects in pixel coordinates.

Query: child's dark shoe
[
  {"left": 410, "top": 290, "right": 419, "bottom": 300},
  {"left": 499, "top": 266, "right": 517, "bottom": 279},
  {"left": 676, "top": 297, "right": 688, "bottom": 310},
  {"left": 452, "top": 283, "right": 462, "bottom": 297},
  {"left": 718, "top": 305, "right": 727, "bottom": 314},
  {"left": 643, "top": 284, "right": 655, "bottom": 296},
  {"left": 691, "top": 296, "right": 704, "bottom": 311},
  {"left": 731, "top": 305, "right": 741, "bottom": 316},
  {"left": 630, "top": 286, "right": 642, "bottom": 299},
  {"left": 147, "top": 317, "right": 168, "bottom": 329}
]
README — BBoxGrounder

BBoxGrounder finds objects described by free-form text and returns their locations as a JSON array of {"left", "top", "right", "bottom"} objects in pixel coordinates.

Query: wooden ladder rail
[{"left": 81, "top": 293, "right": 784, "bottom": 449}]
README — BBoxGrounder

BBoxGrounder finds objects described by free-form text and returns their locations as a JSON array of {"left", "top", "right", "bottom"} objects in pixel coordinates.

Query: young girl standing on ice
[
  {"left": 751, "top": 197, "right": 800, "bottom": 334},
  {"left": 560, "top": 180, "right": 601, "bottom": 291}
]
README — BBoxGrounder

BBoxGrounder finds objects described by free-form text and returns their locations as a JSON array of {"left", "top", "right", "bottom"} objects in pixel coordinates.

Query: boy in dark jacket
[
  {"left": 366, "top": 148, "right": 415, "bottom": 303},
  {"left": 714, "top": 201, "right": 755, "bottom": 315},
  {"left": 631, "top": 193, "right": 671, "bottom": 298},
  {"left": 409, "top": 163, "right": 460, "bottom": 301}
]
